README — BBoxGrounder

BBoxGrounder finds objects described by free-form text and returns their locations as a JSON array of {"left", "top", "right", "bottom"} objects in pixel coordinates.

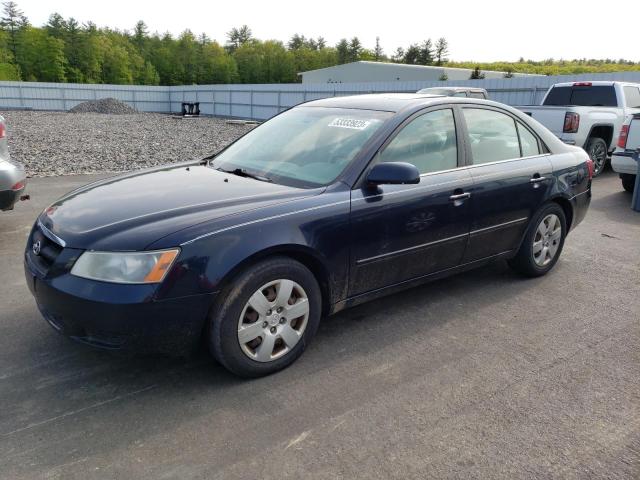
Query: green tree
[
  {"left": 434, "top": 37, "right": 448, "bottom": 65},
  {"left": 133, "top": 20, "right": 147, "bottom": 51},
  {"left": 469, "top": 66, "right": 485, "bottom": 79},
  {"left": 1, "top": 1, "right": 27, "bottom": 62},
  {"left": 0, "top": 29, "right": 18, "bottom": 78},
  {"left": 235, "top": 39, "right": 295, "bottom": 83},
  {"left": 391, "top": 47, "right": 404, "bottom": 63},
  {"left": 288, "top": 33, "right": 305, "bottom": 50},
  {"left": 404, "top": 44, "right": 420, "bottom": 64},
  {"left": 225, "top": 25, "right": 252, "bottom": 53},
  {"left": 347, "top": 37, "right": 362, "bottom": 62},
  {"left": 100, "top": 39, "right": 132, "bottom": 84},
  {"left": 374, "top": 36, "right": 383, "bottom": 61},
  {"left": 197, "top": 40, "right": 237, "bottom": 84},
  {"left": 336, "top": 38, "right": 348, "bottom": 64},
  {"left": 417, "top": 39, "right": 433, "bottom": 65},
  {"left": 45, "top": 13, "right": 66, "bottom": 39},
  {"left": 17, "top": 27, "right": 66, "bottom": 81}
]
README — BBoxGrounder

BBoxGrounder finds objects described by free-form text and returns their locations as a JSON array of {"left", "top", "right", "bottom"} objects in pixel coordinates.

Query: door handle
[
  {"left": 530, "top": 176, "right": 547, "bottom": 183},
  {"left": 449, "top": 192, "right": 471, "bottom": 201}
]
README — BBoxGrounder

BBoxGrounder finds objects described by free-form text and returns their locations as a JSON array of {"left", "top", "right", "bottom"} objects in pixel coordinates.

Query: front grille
[{"left": 27, "top": 223, "right": 64, "bottom": 275}]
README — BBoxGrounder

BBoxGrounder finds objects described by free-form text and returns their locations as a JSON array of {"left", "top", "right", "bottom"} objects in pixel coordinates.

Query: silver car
[
  {"left": 416, "top": 87, "right": 489, "bottom": 99},
  {"left": 0, "top": 114, "right": 26, "bottom": 211}
]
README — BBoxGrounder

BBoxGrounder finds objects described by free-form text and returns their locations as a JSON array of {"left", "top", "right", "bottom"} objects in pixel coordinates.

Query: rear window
[
  {"left": 543, "top": 85, "right": 617, "bottom": 107},
  {"left": 623, "top": 86, "right": 640, "bottom": 108}
]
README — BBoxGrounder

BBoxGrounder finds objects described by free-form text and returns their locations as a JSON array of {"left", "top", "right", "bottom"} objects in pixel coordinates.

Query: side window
[
  {"left": 624, "top": 86, "right": 640, "bottom": 108},
  {"left": 452, "top": 92, "right": 468, "bottom": 97},
  {"left": 379, "top": 109, "right": 457, "bottom": 174},
  {"left": 463, "top": 108, "right": 520, "bottom": 164},
  {"left": 469, "top": 91, "right": 486, "bottom": 99},
  {"left": 516, "top": 122, "right": 541, "bottom": 156}
]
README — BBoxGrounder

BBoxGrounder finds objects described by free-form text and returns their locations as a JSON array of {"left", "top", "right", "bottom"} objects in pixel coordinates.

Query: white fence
[{"left": 2, "top": 71, "right": 640, "bottom": 121}]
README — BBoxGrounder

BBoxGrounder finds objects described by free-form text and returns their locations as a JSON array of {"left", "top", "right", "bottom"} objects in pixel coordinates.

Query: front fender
[{"left": 152, "top": 190, "right": 352, "bottom": 304}]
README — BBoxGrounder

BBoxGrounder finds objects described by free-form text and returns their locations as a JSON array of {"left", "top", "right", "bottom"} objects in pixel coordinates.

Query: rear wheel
[
  {"left": 621, "top": 174, "right": 636, "bottom": 193},
  {"left": 209, "top": 256, "right": 322, "bottom": 378},
  {"left": 585, "top": 137, "right": 608, "bottom": 177},
  {"left": 508, "top": 203, "right": 567, "bottom": 277}
]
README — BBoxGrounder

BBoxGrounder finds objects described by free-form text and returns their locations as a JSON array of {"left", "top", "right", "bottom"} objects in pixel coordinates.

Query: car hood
[{"left": 39, "top": 162, "right": 322, "bottom": 250}]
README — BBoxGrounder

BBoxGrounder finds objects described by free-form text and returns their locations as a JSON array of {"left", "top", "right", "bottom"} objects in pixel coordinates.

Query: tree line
[{"left": 0, "top": 1, "right": 638, "bottom": 86}]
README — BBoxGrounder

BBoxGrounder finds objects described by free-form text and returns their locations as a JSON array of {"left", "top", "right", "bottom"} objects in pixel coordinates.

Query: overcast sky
[{"left": 15, "top": 0, "right": 640, "bottom": 62}]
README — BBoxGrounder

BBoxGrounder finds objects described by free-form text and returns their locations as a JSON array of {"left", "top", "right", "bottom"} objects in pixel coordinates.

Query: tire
[
  {"left": 209, "top": 256, "right": 322, "bottom": 378},
  {"left": 508, "top": 203, "right": 567, "bottom": 277},
  {"left": 585, "top": 137, "right": 608, "bottom": 177},
  {"left": 621, "top": 174, "right": 636, "bottom": 193}
]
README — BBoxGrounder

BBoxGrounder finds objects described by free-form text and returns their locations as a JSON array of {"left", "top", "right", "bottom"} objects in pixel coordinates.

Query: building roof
[
  {"left": 298, "top": 61, "right": 538, "bottom": 77},
  {"left": 298, "top": 61, "right": 447, "bottom": 75}
]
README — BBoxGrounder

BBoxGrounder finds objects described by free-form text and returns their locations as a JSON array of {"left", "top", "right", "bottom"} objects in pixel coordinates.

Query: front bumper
[{"left": 24, "top": 254, "right": 216, "bottom": 356}]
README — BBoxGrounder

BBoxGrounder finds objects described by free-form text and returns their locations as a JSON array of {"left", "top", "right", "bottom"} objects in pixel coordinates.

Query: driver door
[{"left": 348, "top": 107, "right": 473, "bottom": 296}]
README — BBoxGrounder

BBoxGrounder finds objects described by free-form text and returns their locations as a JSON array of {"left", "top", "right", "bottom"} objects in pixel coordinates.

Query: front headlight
[{"left": 71, "top": 249, "right": 180, "bottom": 284}]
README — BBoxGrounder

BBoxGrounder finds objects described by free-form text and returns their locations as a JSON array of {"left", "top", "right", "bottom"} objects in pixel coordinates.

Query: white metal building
[{"left": 299, "top": 61, "right": 539, "bottom": 84}]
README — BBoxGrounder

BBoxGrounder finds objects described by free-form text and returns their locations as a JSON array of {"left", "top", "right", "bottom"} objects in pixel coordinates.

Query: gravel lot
[
  {"left": 3, "top": 111, "right": 254, "bottom": 177},
  {"left": 0, "top": 172, "right": 639, "bottom": 479}
]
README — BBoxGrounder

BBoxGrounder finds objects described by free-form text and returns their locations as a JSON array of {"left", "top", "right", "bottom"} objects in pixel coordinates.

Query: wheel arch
[
  {"left": 214, "top": 244, "right": 334, "bottom": 318},
  {"left": 548, "top": 195, "right": 574, "bottom": 231},
  {"left": 585, "top": 124, "right": 614, "bottom": 150}
]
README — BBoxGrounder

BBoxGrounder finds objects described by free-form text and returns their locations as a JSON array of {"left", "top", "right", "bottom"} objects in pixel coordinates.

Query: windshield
[{"left": 210, "top": 107, "right": 391, "bottom": 188}]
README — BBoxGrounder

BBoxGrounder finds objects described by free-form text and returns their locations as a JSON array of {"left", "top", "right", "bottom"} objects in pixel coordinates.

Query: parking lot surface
[{"left": 1, "top": 171, "right": 638, "bottom": 479}]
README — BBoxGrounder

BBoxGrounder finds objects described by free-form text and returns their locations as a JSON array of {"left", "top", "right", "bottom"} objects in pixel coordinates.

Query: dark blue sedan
[{"left": 25, "top": 94, "right": 592, "bottom": 377}]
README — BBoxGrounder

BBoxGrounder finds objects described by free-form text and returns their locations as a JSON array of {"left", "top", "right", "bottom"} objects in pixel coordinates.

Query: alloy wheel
[
  {"left": 532, "top": 213, "right": 562, "bottom": 267},
  {"left": 588, "top": 142, "right": 607, "bottom": 175},
  {"left": 237, "top": 279, "right": 310, "bottom": 362}
]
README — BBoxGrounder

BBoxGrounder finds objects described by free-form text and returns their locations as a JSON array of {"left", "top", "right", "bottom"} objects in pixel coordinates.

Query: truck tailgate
[{"left": 518, "top": 106, "right": 566, "bottom": 136}]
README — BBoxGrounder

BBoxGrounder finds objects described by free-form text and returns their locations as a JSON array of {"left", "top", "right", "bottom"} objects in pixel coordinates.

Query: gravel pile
[
  {"left": 69, "top": 97, "right": 138, "bottom": 114},
  {"left": 2, "top": 111, "right": 255, "bottom": 177}
]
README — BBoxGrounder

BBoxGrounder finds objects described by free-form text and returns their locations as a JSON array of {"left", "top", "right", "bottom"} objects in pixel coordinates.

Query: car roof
[{"left": 300, "top": 93, "right": 493, "bottom": 113}]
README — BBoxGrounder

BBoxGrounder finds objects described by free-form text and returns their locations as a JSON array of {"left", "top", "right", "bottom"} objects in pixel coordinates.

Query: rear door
[{"left": 460, "top": 106, "right": 554, "bottom": 262}]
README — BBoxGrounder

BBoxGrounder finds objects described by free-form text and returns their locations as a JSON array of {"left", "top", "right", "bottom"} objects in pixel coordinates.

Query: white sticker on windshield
[{"left": 328, "top": 118, "right": 371, "bottom": 130}]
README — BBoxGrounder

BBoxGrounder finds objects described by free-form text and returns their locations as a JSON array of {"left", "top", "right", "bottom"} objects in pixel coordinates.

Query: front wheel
[
  {"left": 209, "top": 256, "right": 322, "bottom": 378},
  {"left": 508, "top": 203, "right": 567, "bottom": 277},
  {"left": 585, "top": 137, "right": 608, "bottom": 177}
]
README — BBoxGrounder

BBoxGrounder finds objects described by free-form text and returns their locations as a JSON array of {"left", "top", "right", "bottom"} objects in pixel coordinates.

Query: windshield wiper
[{"left": 216, "top": 167, "right": 272, "bottom": 183}]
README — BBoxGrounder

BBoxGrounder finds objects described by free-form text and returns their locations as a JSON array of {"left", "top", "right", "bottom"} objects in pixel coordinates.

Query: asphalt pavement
[{"left": 0, "top": 171, "right": 638, "bottom": 479}]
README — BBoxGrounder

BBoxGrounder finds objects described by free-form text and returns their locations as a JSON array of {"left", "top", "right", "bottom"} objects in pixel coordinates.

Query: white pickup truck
[
  {"left": 611, "top": 114, "right": 640, "bottom": 192},
  {"left": 518, "top": 81, "right": 640, "bottom": 176}
]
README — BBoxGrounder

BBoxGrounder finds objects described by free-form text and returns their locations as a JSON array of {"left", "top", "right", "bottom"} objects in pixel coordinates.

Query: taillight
[
  {"left": 573, "top": 82, "right": 592, "bottom": 87},
  {"left": 11, "top": 180, "right": 25, "bottom": 191},
  {"left": 0, "top": 122, "right": 5, "bottom": 139},
  {"left": 563, "top": 112, "right": 580, "bottom": 133},
  {"left": 585, "top": 158, "right": 594, "bottom": 180},
  {"left": 617, "top": 124, "right": 630, "bottom": 149}
]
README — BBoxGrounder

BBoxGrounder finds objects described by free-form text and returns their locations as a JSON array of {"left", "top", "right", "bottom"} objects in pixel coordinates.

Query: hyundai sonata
[{"left": 25, "top": 94, "right": 592, "bottom": 377}]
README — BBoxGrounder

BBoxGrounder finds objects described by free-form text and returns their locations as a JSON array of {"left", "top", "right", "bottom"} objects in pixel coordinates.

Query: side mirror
[{"left": 367, "top": 162, "right": 420, "bottom": 186}]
